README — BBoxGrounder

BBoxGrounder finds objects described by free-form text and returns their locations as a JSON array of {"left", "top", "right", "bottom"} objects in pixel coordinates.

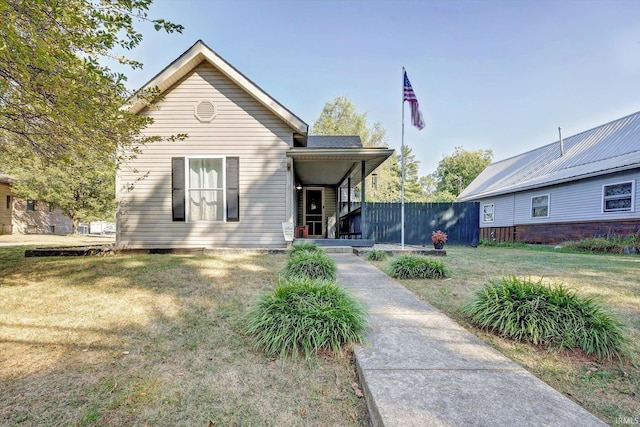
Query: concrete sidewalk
[{"left": 330, "top": 253, "right": 607, "bottom": 427}]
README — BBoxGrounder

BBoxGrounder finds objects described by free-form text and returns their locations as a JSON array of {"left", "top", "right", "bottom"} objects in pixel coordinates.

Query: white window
[
  {"left": 482, "top": 203, "right": 494, "bottom": 222},
  {"left": 602, "top": 181, "right": 634, "bottom": 213},
  {"left": 531, "top": 194, "right": 549, "bottom": 218},
  {"left": 187, "top": 157, "right": 225, "bottom": 222}
]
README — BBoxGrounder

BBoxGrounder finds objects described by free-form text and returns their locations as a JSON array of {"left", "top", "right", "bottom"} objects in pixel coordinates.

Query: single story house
[
  {"left": 456, "top": 111, "right": 640, "bottom": 244},
  {"left": 0, "top": 174, "right": 73, "bottom": 235},
  {"left": 116, "top": 40, "right": 393, "bottom": 249}
]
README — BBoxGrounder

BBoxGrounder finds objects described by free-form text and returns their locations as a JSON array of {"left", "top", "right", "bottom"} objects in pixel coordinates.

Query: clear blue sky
[{"left": 118, "top": 0, "right": 640, "bottom": 177}]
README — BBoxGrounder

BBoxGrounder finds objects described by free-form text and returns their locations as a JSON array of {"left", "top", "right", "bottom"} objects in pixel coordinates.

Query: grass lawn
[
  {"left": 0, "top": 245, "right": 367, "bottom": 426},
  {"left": 369, "top": 246, "right": 640, "bottom": 425}
]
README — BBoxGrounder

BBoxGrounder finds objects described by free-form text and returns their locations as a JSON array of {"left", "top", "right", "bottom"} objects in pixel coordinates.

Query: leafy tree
[
  {"left": 311, "top": 97, "right": 424, "bottom": 202},
  {"left": 311, "top": 96, "right": 386, "bottom": 147},
  {"left": 434, "top": 147, "right": 493, "bottom": 197},
  {"left": 373, "top": 147, "right": 424, "bottom": 202},
  {"left": 418, "top": 175, "right": 456, "bottom": 202},
  {"left": 0, "top": 0, "right": 184, "bottom": 228}
]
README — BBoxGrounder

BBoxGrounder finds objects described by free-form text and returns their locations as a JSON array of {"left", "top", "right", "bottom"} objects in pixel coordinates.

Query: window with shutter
[{"left": 172, "top": 156, "right": 239, "bottom": 222}]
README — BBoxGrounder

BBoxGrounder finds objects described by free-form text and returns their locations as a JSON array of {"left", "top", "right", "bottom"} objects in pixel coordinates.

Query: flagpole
[{"left": 401, "top": 67, "right": 406, "bottom": 249}]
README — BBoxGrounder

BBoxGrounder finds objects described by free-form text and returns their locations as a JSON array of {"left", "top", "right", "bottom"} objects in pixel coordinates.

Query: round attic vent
[{"left": 194, "top": 100, "right": 217, "bottom": 122}]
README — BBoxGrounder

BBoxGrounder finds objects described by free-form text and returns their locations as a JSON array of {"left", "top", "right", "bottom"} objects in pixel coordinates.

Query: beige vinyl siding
[{"left": 117, "top": 62, "right": 293, "bottom": 248}]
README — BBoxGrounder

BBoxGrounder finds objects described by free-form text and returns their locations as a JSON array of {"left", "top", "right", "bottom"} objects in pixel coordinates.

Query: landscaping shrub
[
  {"left": 244, "top": 277, "right": 367, "bottom": 361},
  {"left": 388, "top": 254, "right": 449, "bottom": 279},
  {"left": 562, "top": 237, "right": 622, "bottom": 253},
  {"left": 288, "top": 242, "right": 322, "bottom": 257},
  {"left": 463, "top": 276, "right": 628, "bottom": 360},
  {"left": 366, "top": 249, "right": 387, "bottom": 261},
  {"left": 282, "top": 249, "right": 338, "bottom": 281},
  {"left": 561, "top": 232, "right": 640, "bottom": 254}
]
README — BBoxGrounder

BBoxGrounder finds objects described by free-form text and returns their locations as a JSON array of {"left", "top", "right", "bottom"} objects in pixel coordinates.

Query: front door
[{"left": 304, "top": 188, "right": 324, "bottom": 237}]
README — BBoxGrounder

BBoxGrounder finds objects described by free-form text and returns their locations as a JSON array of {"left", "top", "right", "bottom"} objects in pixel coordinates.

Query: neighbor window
[
  {"left": 6, "top": 195, "right": 10, "bottom": 209},
  {"left": 482, "top": 203, "right": 494, "bottom": 222},
  {"left": 603, "top": 181, "right": 634, "bottom": 212},
  {"left": 188, "top": 157, "right": 225, "bottom": 222},
  {"left": 531, "top": 194, "right": 549, "bottom": 218},
  {"left": 48, "top": 225, "right": 55, "bottom": 233},
  {"left": 26, "top": 200, "right": 35, "bottom": 211}
]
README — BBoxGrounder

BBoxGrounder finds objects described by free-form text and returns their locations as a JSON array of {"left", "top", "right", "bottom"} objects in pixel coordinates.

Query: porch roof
[{"left": 287, "top": 147, "right": 394, "bottom": 186}]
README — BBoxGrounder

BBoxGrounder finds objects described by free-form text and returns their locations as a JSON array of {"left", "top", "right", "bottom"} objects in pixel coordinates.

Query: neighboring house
[
  {"left": 0, "top": 174, "right": 73, "bottom": 235},
  {"left": 116, "top": 40, "right": 393, "bottom": 249},
  {"left": 456, "top": 111, "right": 640, "bottom": 244}
]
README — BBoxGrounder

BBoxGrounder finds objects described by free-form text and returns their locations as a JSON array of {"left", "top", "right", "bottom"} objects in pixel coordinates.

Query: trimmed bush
[
  {"left": 561, "top": 232, "right": 640, "bottom": 254},
  {"left": 463, "top": 276, "right": 628, "bottom": 360},
  {"left": 288, "top": 242, "right": 322, "bottom": 257},
  {"left": 388, "top": 254, "right": 448, "bottom": 279},
  {"left": 282, "top": 249, "right": 338, "bottom": 281},
  {"left": 366, "top": 249, "right": 387, "bottom": 261},
  {"left": 244, "top": 277, "right": 367, "bottom": 361}
]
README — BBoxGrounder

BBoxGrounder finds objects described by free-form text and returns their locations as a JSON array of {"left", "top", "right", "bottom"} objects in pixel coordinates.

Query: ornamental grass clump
[
  {"left": 282, "top": 249, "right": 338, "bottom": 281},
  {"left": 244, "top": 277, "right": 367, "bottom": 362},
  {"left": 288, "top": 242, "right": 322, "bottom": 257},
  {"left": 463, "top": 276, "right": 629, "bottom": 361},
  {"left": 388, "top": 254, "right": 449, "bottom": 279},
  {"left": 366, "top": 249, "right": 387, "bottom": 261}
]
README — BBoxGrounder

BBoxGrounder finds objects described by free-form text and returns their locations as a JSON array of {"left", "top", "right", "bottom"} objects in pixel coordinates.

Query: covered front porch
[{"left": 286, "top": 141, "right": 394, "bottom": 247}]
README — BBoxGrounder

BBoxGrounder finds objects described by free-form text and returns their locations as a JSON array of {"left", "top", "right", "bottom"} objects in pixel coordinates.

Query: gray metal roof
[
  {"left": 307, "top": 135, "right": 363, "bottom": 148},
  {"left": 457, "top": 111, "right": 640, "bottom": 201}
]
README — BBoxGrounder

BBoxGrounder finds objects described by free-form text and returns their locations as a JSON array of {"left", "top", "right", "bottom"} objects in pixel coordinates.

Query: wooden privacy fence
[{"left": 365, "top": 202, "right": 480, "bottom": 246}]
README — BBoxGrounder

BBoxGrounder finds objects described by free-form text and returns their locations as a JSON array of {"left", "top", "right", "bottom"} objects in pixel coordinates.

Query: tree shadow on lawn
[{"left": 0, "top": 252, "right": 367, "bottom": 426}]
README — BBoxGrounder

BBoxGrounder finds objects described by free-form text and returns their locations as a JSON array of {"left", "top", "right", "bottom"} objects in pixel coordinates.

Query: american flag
[{"left": 403, "top": 70, "right": 425, "bottom": 130}]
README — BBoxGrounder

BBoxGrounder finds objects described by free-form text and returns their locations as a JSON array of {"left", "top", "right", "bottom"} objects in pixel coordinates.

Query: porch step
[
  {"left": 317, "top": 246, "right": 354, "bottom": 253},
  {"left": 293, "top": 238, "right": 374, "bottom": 248}
]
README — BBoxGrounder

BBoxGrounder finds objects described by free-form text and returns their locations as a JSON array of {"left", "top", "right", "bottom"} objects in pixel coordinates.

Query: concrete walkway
[{"left": 330, "top": 253, "right": 607, "bottom": 427}]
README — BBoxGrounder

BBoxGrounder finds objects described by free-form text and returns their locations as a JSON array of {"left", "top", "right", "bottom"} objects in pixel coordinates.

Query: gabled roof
[
  {"left": 128, "top": 40, "right": 308, "bottom": 137},
  {"left": 307, "top": 135, "right": 363, "bottom": 148},
  {"left": 457, "top": 111, "right": 640, "bottom": 201}
]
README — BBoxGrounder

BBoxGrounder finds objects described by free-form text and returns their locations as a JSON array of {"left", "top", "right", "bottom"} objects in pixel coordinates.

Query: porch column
[
  {"left": 347, "top": 177, "right": 351, "bottom": 211},
  {"left": 361, "top": 160, "right": 366, "bottom": 240}
]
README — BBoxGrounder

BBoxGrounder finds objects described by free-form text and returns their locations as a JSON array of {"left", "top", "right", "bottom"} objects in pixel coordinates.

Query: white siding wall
[
  {"left": 514, "top": 170, "right": 640, "bottom": 224},
  {"left": 117, "top": 63, "right": 294, "bottom": 248},
  {"left": 479, "top": 194, "right": 515, "bottom": 227}
]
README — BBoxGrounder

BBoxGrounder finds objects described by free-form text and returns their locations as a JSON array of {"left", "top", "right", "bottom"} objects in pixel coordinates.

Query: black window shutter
[
  {"left": 226, "top": 157, "right": 240, "bottom": 221},
  {"left": 172, "top": 157, "right": 185, "bottom": 221}
]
